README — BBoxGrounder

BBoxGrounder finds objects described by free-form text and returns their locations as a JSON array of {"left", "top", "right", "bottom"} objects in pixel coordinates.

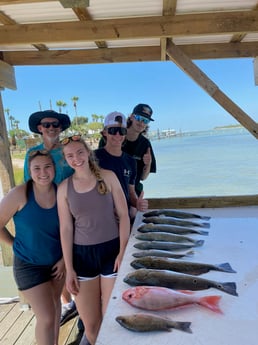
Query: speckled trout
[
  {"left": 134, "top": 240, "right": 204, "bottom": 251},
  {"left": 135, "top": 231, "right": 201, "bottom": 244},
  {"left": 132, "top": 249, "right": 194, "bottom": 259},
  {"left": 138, "top": 223, "right": 209, "bottom": 236},
  {"left": 143, "top": 209, "right": 211, "bottom": 220},
  {"left": 123, "top": 268, "right": 238, "bottom": 296},
  {"left": 130, "top": 256, "right": 237, "bottom": 276},
  {"left": 142, "top": 216, "right": 210, "bottom": 228}
]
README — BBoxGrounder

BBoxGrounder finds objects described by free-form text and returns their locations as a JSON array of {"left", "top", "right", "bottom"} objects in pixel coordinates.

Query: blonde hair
[{"left": 63, "top": 137, "right": 109, "bottom": 195}]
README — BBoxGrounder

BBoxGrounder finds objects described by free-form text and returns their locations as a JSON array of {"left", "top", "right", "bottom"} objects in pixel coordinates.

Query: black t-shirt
[
  {"left": 94, "top": 148, "right": 136, "bottom": 208},
  {"left": 123, "top": 134, "right": 156, "bottom": 195}
]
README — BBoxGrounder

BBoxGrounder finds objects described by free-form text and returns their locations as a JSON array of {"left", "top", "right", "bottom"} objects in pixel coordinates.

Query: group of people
[{"left": 0, "top": 104, "right": 156, "bottom": 345}]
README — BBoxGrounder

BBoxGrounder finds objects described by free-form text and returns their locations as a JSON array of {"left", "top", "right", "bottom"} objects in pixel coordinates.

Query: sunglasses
[
  {"left": 40, "top": 121, "right": 60, "bottom": 129},
  {"left": 61, "top": 135, "right": 82, "bottom": 145},
  {"left": 107, "top": 127, "right": 127, "bottom": 136},
  {"left": 133, "top": 114, "right": 150, "bottom": 125},
  {"left": 29, "top": 149, "right": 49, "bottom": 158}
]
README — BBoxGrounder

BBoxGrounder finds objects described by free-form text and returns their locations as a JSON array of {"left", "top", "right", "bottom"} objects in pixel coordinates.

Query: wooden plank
[
  {"left": 1, "top": 11, "right": 258, "bottom": 45},
  {"left": 0, "top": 60, "right": 16, "bottom": 90},
  {"left": 148, "top": 194, "right": 258, "bottom": 209},
  {"left": 1, "top": 308, "right": 34, "bottom": 345},
  {"left": 166, "top": 40, "right": 258, "bottom": 139}
]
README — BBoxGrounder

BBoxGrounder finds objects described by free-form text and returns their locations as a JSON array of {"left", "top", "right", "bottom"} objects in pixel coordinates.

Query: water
[{"left": 143, "top": 128, "right": 258, "bottom": 198}]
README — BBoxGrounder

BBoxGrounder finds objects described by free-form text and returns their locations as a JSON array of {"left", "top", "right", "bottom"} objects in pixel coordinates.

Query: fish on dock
[
  {"left": 123, "top": 268, "right": 238, "bottom": 296},
  {"left": 142, "top": 216, "right": 210, "bottom": 229},
  {"left": 122, "top": 286, "right": 223, "bottom": 314},
  {"left": 132, "top": 249, "right": 194, "bottom": 259},
  {"left": 135, "top": 231, "right": 201, "bottom": 244},
  {"left": 130, "top": 256, "right": 237, "bottom": 276},
  {"left": 134, "top": 240, "right": 204, "bottom": 251},
  {"left": 116, "top": 313, "right": 192, "bottom": 333},
  {"left": 138, "top": 223, "right": 209, "bottom": 236},
  {"left": 143, "top": 209, "right": 211, "bottom": 220}
]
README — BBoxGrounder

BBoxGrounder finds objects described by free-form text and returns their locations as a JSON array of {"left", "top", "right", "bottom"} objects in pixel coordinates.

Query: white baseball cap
[{"left": 104, "top": 111, "right": 127, "bottom": 127}]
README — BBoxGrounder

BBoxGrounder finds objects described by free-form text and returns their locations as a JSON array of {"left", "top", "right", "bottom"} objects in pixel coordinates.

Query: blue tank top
[{"left": 13, "top": 185, "right": 62, "bottom": 265}]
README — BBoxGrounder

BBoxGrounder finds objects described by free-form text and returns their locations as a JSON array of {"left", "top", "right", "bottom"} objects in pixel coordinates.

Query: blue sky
[{"left": 2, "top": 57, "right": 258, "bottom": 134}]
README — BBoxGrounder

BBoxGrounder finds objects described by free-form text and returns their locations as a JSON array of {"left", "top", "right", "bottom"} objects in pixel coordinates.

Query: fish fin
[
  {"left": 200, "top": 222, "right": 210, "bottom": 228},
  {"left": 198, "top": 230, "right": 209, "bottom": 236},
  {"left": 220, "top": 282, "right": 238, "bottom": 296},
  {"left": 185, "top": 250, "right": 195, "bottom": 257},
  {"left": 217, "top": 262, "right": 237, "bottom": 273},
  {"left": 199, "top": 295, "right": 223, "bottom": 314},
  {"left": 178, "top": 290, "right": 195, "bottom": 295},
  {"left": 194, "top": 240, "right": 205, "bottom": 247},
  {"left": 173, "top": 321, "right": 192, "bottom": 333}
]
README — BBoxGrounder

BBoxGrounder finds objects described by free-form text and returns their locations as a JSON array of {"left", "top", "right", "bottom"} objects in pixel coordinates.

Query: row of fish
[{"left": 116, "top": 208, "right": 238, "bottom": 334}]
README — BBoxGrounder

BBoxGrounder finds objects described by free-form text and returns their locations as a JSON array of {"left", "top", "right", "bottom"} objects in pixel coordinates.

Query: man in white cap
[{"left": 95, "top": 111, "right": 148, "bottom": 218}]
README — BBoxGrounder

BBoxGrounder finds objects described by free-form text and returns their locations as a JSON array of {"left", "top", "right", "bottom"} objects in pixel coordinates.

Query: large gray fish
[
  {"left": 130, "top": 256, "right": 237, "bottom": 276},
  {"left": 132, "top": 249, "right": 194, "bottom": 259},
  {"left": 116, "top": 313, "right": 192, "bottom": 333},
  {"left": 135, "top": 232, "right": 200, "bottom": 244},
  {"left": 134, "top": 240, "right": 204, "bottom": 251},
  {"left": 138, "top": 223, "right": 209, "bottom": 236},
  {"left": 144, "top": 209, "right": 211, "bottom": 220},
  {"left": 142, "top": 216, "right": 210, "bottom": 228},
  {"left": 123, "top": 268, "right": 238, "bottom": 296}
]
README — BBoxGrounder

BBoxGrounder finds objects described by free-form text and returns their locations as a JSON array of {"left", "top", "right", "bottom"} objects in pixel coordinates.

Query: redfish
[
  {"left": 116, "top": 313, "right": 192, "bottom": 333},
  {"left": 123, "top": 268, "right": 238, "bottom": 296},
  {"left": 122, "top": 286, "right": 223, "bottom": 314}
]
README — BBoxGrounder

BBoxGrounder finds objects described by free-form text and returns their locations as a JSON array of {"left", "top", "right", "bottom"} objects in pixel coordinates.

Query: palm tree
[
  {"left": 71, "top": 96, "right": 79, "bottom": 126},
  {"left": 56, "top": 100, "right": 67, "bottom": 113}
]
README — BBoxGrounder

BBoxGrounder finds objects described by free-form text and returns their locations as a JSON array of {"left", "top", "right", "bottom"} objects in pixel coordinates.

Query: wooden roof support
[{"left": 166, "top": 40, "right": 258, "bottom": 139}]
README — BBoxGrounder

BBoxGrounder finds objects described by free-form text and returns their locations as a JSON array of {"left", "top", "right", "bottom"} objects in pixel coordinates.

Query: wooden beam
[
  {"left": 166, "top": 40, "right": 258, "bottom": 139},
  {"left": 2, "top": 46, "right": 161, "bottom": 65},
  {"left": 1, "top": 11, "right": 258, "bottom": 45},
  {"left": 0, "top": 60, "right": 17, "bottom": 89},
  {"left": 148, "top": 194, "right": 258, "bottom": 209},
  {"left": 3, "top": 41, "right": 258, "bottom": 66}
]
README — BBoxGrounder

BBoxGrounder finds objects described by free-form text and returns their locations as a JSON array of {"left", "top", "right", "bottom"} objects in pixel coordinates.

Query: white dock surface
[{"left": 96, "top": 206, "right": 258, "bottom": 345}]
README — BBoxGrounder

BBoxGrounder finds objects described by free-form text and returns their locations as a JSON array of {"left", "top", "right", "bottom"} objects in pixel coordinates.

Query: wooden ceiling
[{"left": 0, "top": 0, "right": 258, "bottom": 66}]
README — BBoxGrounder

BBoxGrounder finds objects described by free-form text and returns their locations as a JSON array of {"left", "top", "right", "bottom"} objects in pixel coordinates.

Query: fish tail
[
  {"left": 220, "top": 282, "right": 238, "bottom": 296},
  {"left": 200, "top": 222, "right": 210, "bottom": 228},
  {"left": 171, "top": 321, "right": 192, "bottom": 333},
  {"left": 199, "top": 295, "right": 223, "bottom": 314},
  {"left": 185, "top": 250, "right": 195, "bottom": 257},
  {"left": 217, "top": 262, "right": 237, "bottom": 273},
  {"left": 194, "top": 240, "right": 205, "bottom": 247},
  {"left": 198, "top": 230, "right": 209, "bottom": 236}
]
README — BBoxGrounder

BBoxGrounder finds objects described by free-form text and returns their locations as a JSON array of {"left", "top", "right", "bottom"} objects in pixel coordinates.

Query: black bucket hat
[{"left": 29, "top": 110, "right": 71, "bottom": 134}]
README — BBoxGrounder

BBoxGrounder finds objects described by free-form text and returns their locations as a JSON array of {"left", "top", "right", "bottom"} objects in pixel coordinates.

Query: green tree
[{"left": 56, "top": 100, "right": 67, "bottom": 113}]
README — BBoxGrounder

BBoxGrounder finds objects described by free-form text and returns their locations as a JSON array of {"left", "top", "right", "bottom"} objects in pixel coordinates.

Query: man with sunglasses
[
  {"left": 123, "top": 103, "right": 156, "bottom": 197},
  {"left": 95, "top": 111, "right": 148, "bottom": 219},
  {"left": 24, "top": 110, "right": 74, "bottom": 184}
]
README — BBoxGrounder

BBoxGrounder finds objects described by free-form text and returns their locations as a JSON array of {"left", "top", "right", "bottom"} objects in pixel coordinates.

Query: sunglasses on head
[
  {"left": 40, "top": 121, "right": 60, "bottom": 129},
  {"left": 133, "top": 114, "right": 150, "bottom": 125},
  {"left": 61, "top": 135, "right": 82, "bottom": 145},
  {"left": 107, "top": 127, "right": 127, "bottom": 136},
  {"left": 29, "top": 149, "right": 49, "bottom": 158}
]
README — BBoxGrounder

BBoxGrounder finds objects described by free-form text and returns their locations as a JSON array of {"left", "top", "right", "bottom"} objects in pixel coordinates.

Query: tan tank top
[{"left": 67, "top": 176, "right": 119, "bottom": 245}]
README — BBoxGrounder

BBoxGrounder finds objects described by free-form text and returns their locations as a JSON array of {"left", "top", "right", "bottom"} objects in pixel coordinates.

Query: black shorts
[
  {"left": 13, "top": 255, "right": 55, "bottom": 291},
  {"left": 73, "top": 237, "right": 119, "bottom": 278}
]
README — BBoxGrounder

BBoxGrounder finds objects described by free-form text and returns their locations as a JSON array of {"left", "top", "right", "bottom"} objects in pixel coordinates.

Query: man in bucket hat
[{"left": 24, "top": 110, "right": 73, "bottom": 184}]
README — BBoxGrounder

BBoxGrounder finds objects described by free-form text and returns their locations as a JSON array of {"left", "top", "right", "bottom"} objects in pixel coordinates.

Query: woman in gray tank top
[{"left": 57, "top": 135, "right": 130, "bottom": 345}]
